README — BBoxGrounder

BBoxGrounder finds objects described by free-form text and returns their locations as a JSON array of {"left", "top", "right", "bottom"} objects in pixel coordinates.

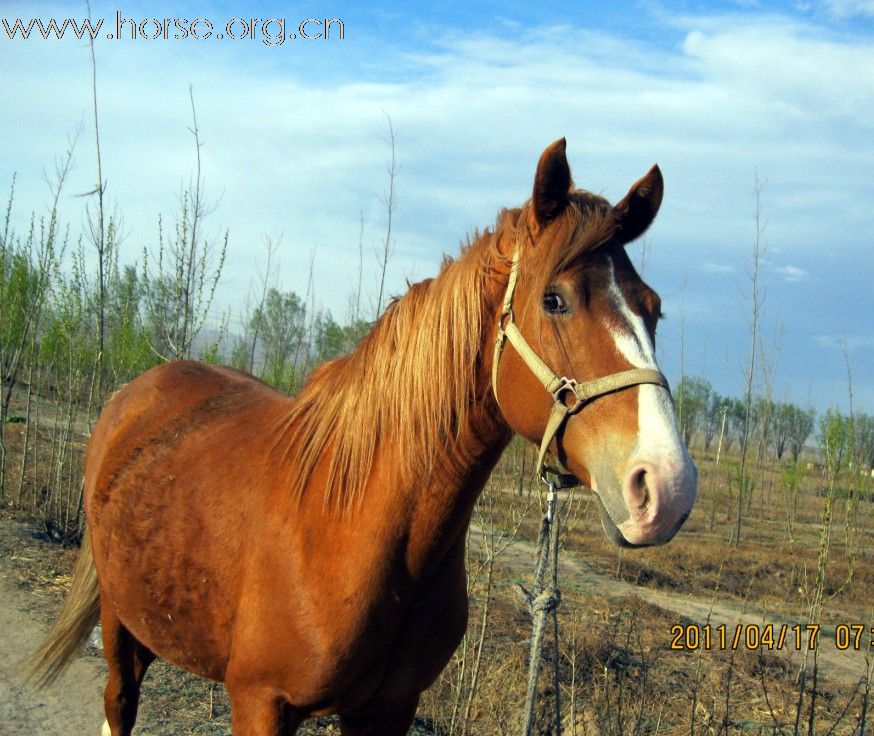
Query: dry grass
[
  {"left": 484, "top": 448, "right": 874, "bottom": 624},
  {"left": 2, "top": 425, "right": 872, "bottom": 735}
]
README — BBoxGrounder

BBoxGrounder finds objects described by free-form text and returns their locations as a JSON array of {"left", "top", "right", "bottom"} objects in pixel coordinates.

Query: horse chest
[
  {"left": 333, "top": 545, "right": 471, "bottom": 707},
  {"left": 234, "top": 534, "right": 471, "bottom": 711}
]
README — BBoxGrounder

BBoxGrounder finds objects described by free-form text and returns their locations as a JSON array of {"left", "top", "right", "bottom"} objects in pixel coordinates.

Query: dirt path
[
  {"left": 0, "top": 571, "right": 106, "bottom": 736},
  {"left": 470, "top": 522, "right": 873, "bottom": 688}
]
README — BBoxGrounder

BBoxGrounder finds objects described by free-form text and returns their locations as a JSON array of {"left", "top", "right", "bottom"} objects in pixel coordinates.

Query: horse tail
[{"left": 29, "top": 527, "right": 101, "bottom": 687}]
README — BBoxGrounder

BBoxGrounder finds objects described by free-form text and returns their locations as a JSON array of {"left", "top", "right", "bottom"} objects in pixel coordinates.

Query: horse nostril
[{"left": 632, "top": 468, "right": 650, "bottom": 512}]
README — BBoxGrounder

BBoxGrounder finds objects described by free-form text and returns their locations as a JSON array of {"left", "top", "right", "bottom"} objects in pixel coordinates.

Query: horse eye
[{"left": 542, "top": 292, "right": 568, "bottom": 314}]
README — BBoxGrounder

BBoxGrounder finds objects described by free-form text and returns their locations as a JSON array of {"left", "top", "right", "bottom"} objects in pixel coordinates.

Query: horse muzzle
[{"left": 594, "top": 453, "right": 698, "bottom": 547}]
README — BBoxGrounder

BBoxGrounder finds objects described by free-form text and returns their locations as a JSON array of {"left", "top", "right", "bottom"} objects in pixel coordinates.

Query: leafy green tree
[
  {"left": 703, "top": 393, "right": 732, "bottom": 452},
  {"left": 820, "top": 409, "right": 852, "bottom": 474},
  {"left": 854, "top": 413, "right": 874, "bottom": 472},
  {"left": 312, "top": 313, "right": 345, "bottom": 362},
  {"left": 312, "top": 313, "right": 370, "bottom": 363},
  {"left": 772, "top": 402, "right": 792, "bottom": 461},
  {"left": 772, "top": 402, "right": 814, "bottom": 462},
  {"left": 752, "top": 396, "right": 775, "bottom": 459},
  {"left": 228, "top": 333, "right": 252, "bottom": 373},
  {"left": 787, "top": 405, "right": 815, "bottom": 462},
  {"left": 251, "top": 288, "right": 306, "bottom": 392},
  {"left": 0, "top": 246, "right": 40, "bottom": 383},
  {"left": 675, "top": 376, "right": 712, "bottom": 447},
  {"left": 728, "top": 397, "right": 748, "bottom": 453},
  {"left": 105, "top": 265, "right": 156, "bottom": 382}
]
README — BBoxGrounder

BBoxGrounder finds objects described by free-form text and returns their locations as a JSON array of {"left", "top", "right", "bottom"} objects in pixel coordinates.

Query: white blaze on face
[{"left": 604, "top": 257, "right": 687, "bottom": 464}]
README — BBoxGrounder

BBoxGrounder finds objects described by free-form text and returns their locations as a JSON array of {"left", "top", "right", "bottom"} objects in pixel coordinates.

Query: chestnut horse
[{"left": 33, "top": 139, "right": 697, "bottom": 735}]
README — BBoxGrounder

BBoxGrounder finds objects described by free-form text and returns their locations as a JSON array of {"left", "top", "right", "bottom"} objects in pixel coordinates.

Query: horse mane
[{"left": 274, "top": 190, "right": 617, "bottom": 511}]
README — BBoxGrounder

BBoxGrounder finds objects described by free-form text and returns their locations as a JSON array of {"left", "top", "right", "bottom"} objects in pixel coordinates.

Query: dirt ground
[
  {"left": 468, "top": 520, "right": 873, "bottom": 688},
  {"left": 0, "top": 508, "right": 870, "bottom": 735},
  {"left": 0, "top": 571, "right": 106, "bottom": 736}
]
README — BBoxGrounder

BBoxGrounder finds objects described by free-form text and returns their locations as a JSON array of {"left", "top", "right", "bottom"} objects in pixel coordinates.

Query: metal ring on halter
[{"left": 551, "top": 377, "right": 581, "bottom": 412}]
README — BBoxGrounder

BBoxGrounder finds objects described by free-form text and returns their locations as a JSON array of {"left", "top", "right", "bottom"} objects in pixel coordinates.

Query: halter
[{"left": 491, "top": 245, "right": 670, "bottom": 483}]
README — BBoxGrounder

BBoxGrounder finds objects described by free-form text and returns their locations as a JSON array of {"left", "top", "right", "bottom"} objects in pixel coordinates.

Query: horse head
[{"left": 492, "top": 138, "right": 697, "bottom": 547}]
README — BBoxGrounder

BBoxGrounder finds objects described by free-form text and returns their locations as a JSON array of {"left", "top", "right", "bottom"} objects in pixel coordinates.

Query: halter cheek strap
[{"left": 492, "top": 246, "right": 670, "bottom": 481}]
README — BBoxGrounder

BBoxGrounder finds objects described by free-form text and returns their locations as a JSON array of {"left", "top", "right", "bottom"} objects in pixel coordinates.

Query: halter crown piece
[{"left": 491, "top": 244, "right": 670, "bottom": 484}]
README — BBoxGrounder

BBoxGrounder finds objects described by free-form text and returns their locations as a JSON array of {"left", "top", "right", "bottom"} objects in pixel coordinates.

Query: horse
[{"left": 32, "top": 138, "right": 697, "bottom": 735}]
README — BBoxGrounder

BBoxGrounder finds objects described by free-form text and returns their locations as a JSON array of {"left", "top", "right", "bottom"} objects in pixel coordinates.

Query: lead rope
[{"left": 520, "top": 471, "right": 574, "bottom": 736}]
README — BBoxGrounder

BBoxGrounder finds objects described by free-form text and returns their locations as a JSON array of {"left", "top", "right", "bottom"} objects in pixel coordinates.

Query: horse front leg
[
  {"left": 339, "top": 698, "right": 419, "bottom": 736},
  {"left": 226, "top": 683, "right": 305, "bottom": 736}
]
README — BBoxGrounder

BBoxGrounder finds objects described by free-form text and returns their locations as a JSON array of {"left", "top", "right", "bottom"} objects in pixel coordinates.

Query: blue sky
[{"left": 1, "top": 0, "right": 873, "bottom": 414}]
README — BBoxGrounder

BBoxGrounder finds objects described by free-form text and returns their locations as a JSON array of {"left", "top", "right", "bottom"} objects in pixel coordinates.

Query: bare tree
[
  {"left": 840, "top": 339, "right": 859, "bottom": 584},
  {"left": 374, "top": 114, "right": 397, "bottom": 318},
  {"left": 248, "top": 235, "right": 280, "bottom": 373},
  {"left": 677, "top": 274, "right": 687, "bottom": 432},
  {"left": 84, "top": 0, "right": 109, "bottom": 374},
  {"left": 733, "top": 174, "right": 767, "bottom": 547},
  {"left": 353, "top": 210, "right": 365, "bottom": 324},
  {"left": 291, "top": 248, "right": 316, "bottom": 383},
  {"left": 754, "top": 322, "right": 782, "bottom": 519},
  {"left": 755, "top": 322, "right": 783, "bottom": 464},
  {"left": 142, "top": 87, "right": 227, "bottom": 361}
]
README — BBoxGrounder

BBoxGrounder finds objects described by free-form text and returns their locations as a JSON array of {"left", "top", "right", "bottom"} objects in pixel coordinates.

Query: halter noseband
[{"left": 491, "top": 245, "right": 670, "bottom": 483}]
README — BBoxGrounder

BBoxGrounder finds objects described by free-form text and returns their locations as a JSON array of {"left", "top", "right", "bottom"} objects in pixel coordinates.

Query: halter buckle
[{"left": 551, "top": 377, "right": 582, "bottom": 413}]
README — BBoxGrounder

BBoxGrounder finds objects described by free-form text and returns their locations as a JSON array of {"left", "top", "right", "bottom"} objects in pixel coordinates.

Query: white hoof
[{"left": 101, "top": 720, "right": 111, "bottom": 736}]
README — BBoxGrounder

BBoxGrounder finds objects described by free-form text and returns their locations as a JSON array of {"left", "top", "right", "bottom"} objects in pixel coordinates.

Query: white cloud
[
  {"left": 775, "top": 264, "right": 809, "bottom": 282},
  {"left": 815, "top": 334, "right": 874, "bottom": 349},
  {"left": 702, "top": 262, "right": 736, "bottom": 274},
  {"left": 823, "top": 0, "right": 874, "bottom": 18}
]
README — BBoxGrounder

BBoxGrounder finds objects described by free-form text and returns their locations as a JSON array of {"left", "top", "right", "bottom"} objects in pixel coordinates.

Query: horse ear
[
  {"left": 614, "top": 165, "right": 663, "bottom": 244},
  {"left": 532, "top": 138, "right": 572, "bottom": 228}
]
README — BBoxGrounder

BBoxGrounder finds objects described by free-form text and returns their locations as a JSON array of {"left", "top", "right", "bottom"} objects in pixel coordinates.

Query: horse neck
[
  {"left": 392, "top": 239, "right": 516, "bottom": 575},
  {"left": 278, "top": 228, "right": 516, "bottom": 566},
  {"left": 407, "top": 232, "right": 513, "bottom": 468}
]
